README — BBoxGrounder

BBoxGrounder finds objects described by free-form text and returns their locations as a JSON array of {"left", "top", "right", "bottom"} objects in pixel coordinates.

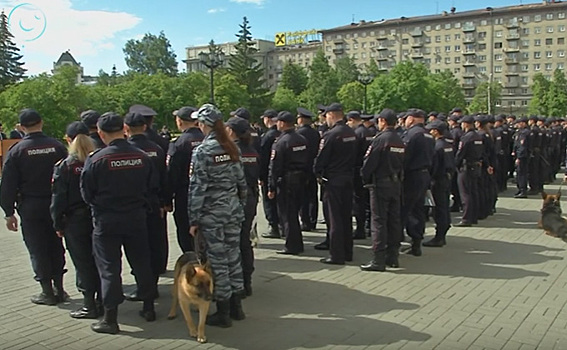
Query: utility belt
[{"left": 460, "top": 161, "right": 481, "bottom": 172}]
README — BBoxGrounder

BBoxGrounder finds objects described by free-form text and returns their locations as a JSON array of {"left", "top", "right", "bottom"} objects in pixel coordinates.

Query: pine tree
[
  {"left": 228, "top": 17, "right": 270, "bottom": 118},
  {"left": 0, "top": 10, "right": 26, "bottom": 90}
]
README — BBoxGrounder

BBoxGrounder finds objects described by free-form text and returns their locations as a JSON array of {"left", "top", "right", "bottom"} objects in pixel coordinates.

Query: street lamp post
[
  {"left": 358, "top": 73, "right": 374, "bottom": 114},
  {"left": 199, "top": 40, "right": 225, "bottom": 104}
]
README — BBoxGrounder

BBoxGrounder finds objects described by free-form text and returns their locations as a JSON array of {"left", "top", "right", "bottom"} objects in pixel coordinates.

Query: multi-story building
[
  {"left": 320, "top": 0, "right": 567, "bottom": 114},
  {"left": 265, "top": 42, "right": 322, "bottom": 88}
]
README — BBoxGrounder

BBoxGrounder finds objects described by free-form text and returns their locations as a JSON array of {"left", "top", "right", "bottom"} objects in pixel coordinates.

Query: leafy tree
[
  {"left": 0, "top": 10, "right": 26, "bottom": 90},
  {"left": 337, "top": 81, "right": 364, "bottom": 112},
  {"left": 300, "top": 49, "right": 338, "bottom": 108},
  {"left": 271, "top": 86, "right": 298, "bottom": 112},
  {"left": 228, "top": 17, "right": 270, "bottom": 119},
  {"left": 529, "top": 73, "right": 551, "bottom": 116},
  {"left": 335, "top": 56, "right": 360, "bottom": 87},
  {"left": 468, "top": 81, "right": 502, "bottom": 114},
  {"left": 213, "top": 74, "right": 249, "bottom": 118},
  {"left": 363, "top": 59, "right": 381, "bottom": 78},
  {"left": 123, "top": 31, "right": 178, "bottom": 76},
  {"left": 427, "top": 70, "right": 466, "bottom": 113},
  {"left": 280, "top": 62, "right": 308, "bottom": 95},
  {"left": 547, "top": 69, "right": 567, "bottom": 117}
]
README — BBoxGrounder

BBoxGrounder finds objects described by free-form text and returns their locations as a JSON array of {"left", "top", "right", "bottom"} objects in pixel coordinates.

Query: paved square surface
[{"left": 1, "top": 181, "right": 567, "bottom": 350}]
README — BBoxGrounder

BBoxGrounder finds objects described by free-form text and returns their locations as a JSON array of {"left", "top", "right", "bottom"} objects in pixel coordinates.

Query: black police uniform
[
  {"left": 314, "top": 119, "right": 356, "bottom": 264},
  {"left": 81, "top": 139, "right": 157, "bottom": 313},
  {"left": 269, "top": 123, "right": 309, "bottom": 254},
  {"left": 353, "top": 124, "right": 372, "bottom": 238},
  {"left": 455, "top": 126, "right": 484, "bottom": 225},
  {"left": 51, "top": 153, "right": 101, "bottom": 315},
  {"left": 89, "top": 132, "right": 106, "bottom": 149},
  {"left": 0, "top": 130, "right": 68, "bottom": 301},
  {"left": 528, "top": 123, "right": 543, "bottom": 193},
  {"left": 81, "top": 110, "right": 106, "bottom": 149},
  {"left": 477, "top": 127, "right": 496, "bottom": 219},
  {"left": 360, "top": 126, "right": 405, "bottom": 269},
  {"left": 128, "top": 133, "right": 168, "bottom": 279},
  {"left": 401, "top": 123, "right": 435, "bottom": 254},
  {"left": 296, "top": 121, "right": 321, "bottom": 231},
  {"left": 514, "top": 127, "right": 530, "bottom": 196},
  {"left": 166, "top": 127, "right": 204, "bottom": 252},
  {"left": 496, "top": 122, "right": 512, "bottom": 192},
  {"left": 259, "top": 125, "right": 281, "bottom": 236},
  {"left": 449, "top": 124, "right": 464, "bottom": 211}
]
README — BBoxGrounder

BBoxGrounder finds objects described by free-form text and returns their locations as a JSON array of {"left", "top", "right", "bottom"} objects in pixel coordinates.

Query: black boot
[
  {"left": 206, "top": 300, "right": 232, "bottom": 328},
  {"left": 229, "top": 294, "right": 246, "bottom": 320},
  {"left": 139, "top": 300, "right": 156, "bottom": 322},
  {"left": 261, "top": 225, "right": 280, "bottom": 239},
  {"left": 52, "top": 275, "right": 69, "bottom": 303},
  {"left": 385, "top": 251, "right": 399, "bottom": 268},
  {"left": 70, "top": 292, "right": 98, "bottom": 319},
  {"left": 31, "top": 280, "right": 57, "bottom": 306},
  {"left": 422, "top": 236, "right": 446, "bottom": 247},
  {"left": 91, "top": 307, "right": 119, "bottom": 334},
  {"left": 360, "top": 251, "right": 386, "bottom": 272},
  {"left": 410, "top": 239, "right": 422, "bottom": 256},
  {"left": 353, "top": 227, "right": 366, "bottom": 240}
]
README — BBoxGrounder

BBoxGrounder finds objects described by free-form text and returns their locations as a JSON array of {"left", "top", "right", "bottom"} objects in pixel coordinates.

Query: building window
[
  {"left": 435, "top": 35, "right": 441, "bottom": 42},
  {"left": 435, "top": 46, "right": 441, "bottom": 53},
  {"left": 546, "top": 51, "right": 553, "bottom": 58},
  {"left": 521, "top": 40, "right": 530, "bottom": 47},
  {"left": 522, "top": 88, "right": 529, "bottom": 94},
  {"left": 361, "top": 42, "right": 367, "bottom": 48},
  {"left": 535, "top": 39, "right": 541, "bottom": 46},
  {"left": 560, "top": 25, "right": 566, "bottom": 32},
  {"left": 481, "top": 20, "right": 487, "bottom": 26},
  {"left": 435, "top": 24, "right": 441, "bottom": 30},
  {"left": 559, "top": 50, "right": 565, "bottom": 57},
  {"left": 534, "top": 63, "right": 541, "bottom": 71},
  {"left": 558, "top": 62, "right": 565, "bottom": 70},
  {"left": 522, "top": 77, "right": 529, "bottom": 84},
  {"left": 390, "top": 29, "right": 396, "bottom": 35},
  {"left": 494, "top": 42, "right": 502, "bottom": 49},
  {"left": 535, "top": 27, "right": 542, "bottom": 34},
  {"left": 522, "top": 28, "right": 530, "bottom": 35},
  {"left": 509, "top": 101, "right": 516, "bottom": 106},
  {"left": 445, "top": 45, "right": 451, "bottom": 52},
  {"left": 546, "top": 38, "right": 553, "bottom": 45},
  {"left": 425, "top": 25, "right": 431, "bottom": 31},
  {"left": 546, "top": 13, "right": 553, "bottom": 20},
  {"left": 478, "top": 43, "right": 486, "bottom": 50},
  {"left": 455, "top": 45, "right": 461, "bottom": 51},
  {"left": 455, "top": 22, "right": 462, "bottom": 28},
  {"left": 370, "top": 52, "right": 375, "bottom": 58},
  {"left": 479, "top": 55, "right": 487, "bottom": 62},
  {"left": 559, "top": 13, "right": 566, "bottom": 19},
  {"left": 402, "top": 38, "right": 409, "bottom": 44},
  {"left": 479, "top": 31, "right": 487, "bottom": 39},
  {"left": 326, "top": 46, "right": 331, "bottom": 52},
  {"left": 445, "top": 57, "right": 451, "bottom": 64},
  {"left": 337, "top": 34, "right": 342, "bottom": 39},
  {"left": 522, "top": 52, "right": 530, "bottom": 59},
  {"left": 545, "top": 63, "right": 552, "bottom": 71},
  {"left": 371, "top": 31, "right": 376, "bottom": 36},
  {"left": 345, "top": 44, "right": 350, "bottom": 50},
  {"left": 495, "top": 18, "right": 503, "bottom": 25},
  {"left": 559, "top": 38, "right": 565, "bottom": 45},
  {"left": 424, "top": 58, "right": 431, "bottom": 64},
  {"left": 435, "top": 57, "right": 441, "bottom": 64},
  {"left": 523, "top": 16, "right": 530, "bottom": 23},
  {"left": 522, "top": 100, "right": 528, "bottom": 106},
  {"left": 353, "top": 43, "right": 359, "bottom": 49},
  {"left": 361, "top": 53, "right": 366, "bottom": 58},
  {"left": 495, "top": 66, "right": 502, "bottom": 72},
  {"left": 535, "top": 15, "right": 541, "bottom": 22},
  {"left": 455, "top": 56, "right": 461, "bottom": 63},
  {"left": 495, "top": 30, "right": 503, "bottom": 38},
  {"left": 353, "top": 53, "right": 358, "bottom": 59},
  {"left": 445, "top": 35, "right": 451, "bottom": 42},
  {"left": 534, "top": 51, "right": 541, "bottom": 59},
  {"left": 521, "top": 64, "right": 529, "bottom": 71},
  {"left": 495, "top": 54, "right": 503, "bottom": 61},
  {"left": 455, "top": 34, "right": 461, "bottom": 40},
  {"left": 479, "top": 66, "right": 487, "bottom": 73},
  {"left": 361, "top": 32, "right": 367, "bottom": 38},
  {"left": 345, "top": 33, "right": 351, "bottom": 39},
  {"left": 370, "top": 41, "right": 375, "bottom": 47},
  {"left": 547, "top": 26, "right": 554, "bottom": 33},
  {"left": 445, "top": 23, "right": 451, "bottom": 29}
]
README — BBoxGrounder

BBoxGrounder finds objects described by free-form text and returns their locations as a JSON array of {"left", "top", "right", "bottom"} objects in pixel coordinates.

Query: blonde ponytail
[{"left": 69, "top": 134, "right": 95, "bottom": 162}]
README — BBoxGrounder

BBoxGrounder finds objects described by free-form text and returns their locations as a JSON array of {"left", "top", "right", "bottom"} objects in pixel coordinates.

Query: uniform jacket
[
  {"left": 51, "top": 154, "right": 89, "bottom": 231},
  {"left": 361, "top": 127, "right": 405, "bottom": 184},
  {"left": 455, "top": 129, "right": 484, "bottom": 169},
  {"left": 128, "top": 134, "right": 168, "bottom": 208},
  {"left": 431, "top": 137, "right": 456, "bottom": 182},
  {"left": 296, "top": 124, "right": 320, "bottom": 173},
  {"left": 268, "top": 129, "right": 308, "bottom": 192},
  {"left": 314, "top": 120, "right": 356, "bottom": 182},
  {"left": 401, "top": 123, "right": 435, "bottom": 173},
  {"left": 259, "top": 126, "right": 281, "bottom": 182}
]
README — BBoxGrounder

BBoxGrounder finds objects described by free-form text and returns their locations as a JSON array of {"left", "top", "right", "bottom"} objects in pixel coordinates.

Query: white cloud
[
  {"left": 207, "top": 8, "right": 226, "bottom": 14},
  {"left": 0, "top": 0, "right": 141, "bottom": 73},
  {"left": 229, "top": 0, "right": 265, "bottom": 5}
]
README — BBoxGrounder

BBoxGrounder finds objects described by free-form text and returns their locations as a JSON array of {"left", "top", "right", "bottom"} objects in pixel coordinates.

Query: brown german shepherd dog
[
  {"left": 167, "top": 252, "right": 213, "bottom": 343},
  {"left": 539, "top": 191, "right": 567, "bottom": 242}
]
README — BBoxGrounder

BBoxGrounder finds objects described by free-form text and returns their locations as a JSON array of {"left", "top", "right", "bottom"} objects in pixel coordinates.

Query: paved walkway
[{"left": 1, "top": 181, "right": 567, "bottom": 350}]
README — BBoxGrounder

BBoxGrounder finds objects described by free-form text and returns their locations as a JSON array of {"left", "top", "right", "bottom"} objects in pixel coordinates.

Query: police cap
[
  {"left": 549, "top": 117, "right": 557, "bottom": 122},
  {"left": 516, "top": 116, "right": 528, "bottom": 124},
  {"left": 97, "top": 112, "right": 124, "bottom": 132},
  {"left": 528, "top": 115, "right": 539, "bottom": 121},
  {"left": 297, "top": 107, "right": 314, "bottom": 119},
  {"left": 459, "top": 115, "right": 475, "bottom": 124},
  {"left": 508, "top": 115, "right": 517, "bottom": 120},
  {"left": 263, "top": 109, "right": 278, "bottom": 119},
  {"left": 558, "top": 117, "right": 565, "bottom": 122},
  {"left": 80, "top": 110, "right": 101, "bottom": 128},
  {"left": 450, "top": 107, "right": 462, "bottom": 114},
  {"left": 230, "top": 107, "right": 251, "bottom": 120},
  {"left": 129, "top": 104, "right": 157, "bottom": 118},
  {"left": 428, "top": 111, "right": 439, "bottom": 117},
  {"left": 225, "top": 116, "right": 249, "bottom": 136},
  {"left": 276, "top": 111, "right": 294, "bottom": 123},
  {"left": 317, "top": 104, "right": 327, "bottom": 114},
  {"left": 197, "top": 104, "right": 223, "bottom": 126},
  {"left": 124, "top": 112, "right": 147, "bottom": 127},
  {"left": 376, "top": 108, "right": 397, "bottom": 125},
  {"left": 425, "top": 120, "right": 446, "bottom": 131},
  {"left": 176, "top": 106, "right": 198, "bottom": 121},
  {"left": 324, "top": 103, "right": 343, "bottom": 114},
  {"left": 449, "top": 114, "right": 461, "bottom": 122},
  {"left": 407, "top": 108, "right": 426, "bottom": 119},
  {"left": 18, "top": 108, "right": 42, "bottom": 127},
  {"left": 397, "top": 112, "right": 407, "bottom": 119},
  {"left": 346, "top": 110, "right": 361, "bottom": 120},
  {"left": 65, "top": 121, "right": 89, "bottom": 139},
  {"left": 437, "top": 113, "right": 447, "bottom": 122},
  {"left": 495, "top": 115, "right": 505, "bottom": 122},
  {"left": 474, "top": 115, "right": 488, "bottom": 125},
  {"left": 538, "top": 116, "right": 546, "bottom": 122},
  {"left": 361, "top": 114, "right": 374, "bottom": 121}
]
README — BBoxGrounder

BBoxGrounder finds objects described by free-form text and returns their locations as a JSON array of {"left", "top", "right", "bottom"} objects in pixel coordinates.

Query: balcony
[
  {"left": 504, "top": 82, "right": 519, "bottom": 88},
  {"left": 463, "top": 37, "right": 476, "bottom": 44},
  {"left": 505, "top": 58, "right": 519, "bottom": 64},
  {"left": 506, "top": 22, "right": 520, "bottom": 29},
  {"left": 463, "top": 60, "right": 476, "bottom": 66},
  {"left": 506, "top": 34, "right": 520, "bottom": 40},
  {"left": 410, "top": 29, "right": 423, "bottom": 37},
  {"left": 377, "top": 36, "right": 388, "bottom": 41},
  {"left": 462, "top": 82, "right": 476, "bottom": 89},
  {"left": 376, "top": 55, "right": 389, "bottom": 61},
  {"left": 378, "top": 66, "right": 389, "bottom": 71},
  {"left": 411, "top": 53, "right": 424, "bottom": 59},
  {"left": 463, "top": 24, "right": 476, "bottom": 32},
  {"left": 463, "top": 49, "right": 476, "bottom": 55},
  {"left": 333, "top": 47, "right": 344, "bottom": 54},
  {"left": 463, "top": 72, "right": 476, "bottom": 78},
  {"left": 503, "top": 47, "right": 520, "bottom": 53},
  {"left": 505, "top": 71, "right": 520, "bottom": 76},
  {"left": 411, "top": 41, "right": 423, "bottom": 48},
  {"left": 376, "top": 45, "right": 389, "bottom": 51}
]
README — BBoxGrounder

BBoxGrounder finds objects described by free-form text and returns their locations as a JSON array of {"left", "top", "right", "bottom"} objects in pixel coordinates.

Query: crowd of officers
[{"left": 1, "top": 102, "right": 566, "bottom": 335}]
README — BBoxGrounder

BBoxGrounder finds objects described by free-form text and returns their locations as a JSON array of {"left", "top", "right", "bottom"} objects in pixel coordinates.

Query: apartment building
[
  {"left": 265, "top": 42, "right": 322, "bottom": 88},
  {"left": 320, "top": 0, "right": 567, "bottom": 114}
]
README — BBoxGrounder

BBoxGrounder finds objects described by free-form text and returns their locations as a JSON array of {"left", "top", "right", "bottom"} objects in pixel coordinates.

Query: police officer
[
  {"left": 494, "top": 115, "right": 511, "bottom": 192},
  {"left": 527, "top": 115, "right": 543, "bottom": 194},
  {"left": 362, "top": 114, "right": 378, "bottom": 136},
  {"left": 259, "top": 109, "right": 282, "bottom": 239},
  {"left": 51, "top": 121, "right": 101, "bottom": 318},
  {"left": 360, "top": 109, "right": 405, "bottom": 271},
  {"left": 448, "top": 113, "right": 464, "bottom": 212},
  {"left": 513, "top": 117, "right": 530, "bottom": 198},
  {"left": 129, "top": 104, "right": 170, "bottom": 152},
  {"left": 314, "top": 103, "right": 356, "bottom": 265},
  {"left": 80, "top": 110, "right": 106, "bottom": 149},
  {"left": 316, "top": 104, "right": 329, "bottom": 137},
  {"left": 166, "top": 106, "right": 204, "bottom": 253},
  {"left": 347, "top": 110, "right": 372, "bottom": 240},
  {"left": 454, "top": 115, "right": 484, "bottom": 226},
  {"left": 189, "top": 104, "right": 247, "bottom": 327},
  {"left": 81, "top": 113, "right": 157, "bottom": 334},
  {"left": 124, "top": 112, "right": 167, "bottom": 300},
  {"left": 475, "top": 115, "right": 497, "bottom": 219},
  {"left": 225, "top": 117, "right": 259, "bottom": 297},
  {"left": 268, "top": 111, "right": 308, "bottom": 255},
  {"left": 423, "top": 120, "right": 455, "bottom": 247},
  {"left": 401, "top": 108, "right": 435, "bottom": 257},
  {"left": 231, "top": 107, "right": 261, "bottom": 153},
  {"left": 296, "top": 107, "right": 320, "bottom": 231},
  {"left": 0, "top": 109, "right": 68, "bottom": 305}
]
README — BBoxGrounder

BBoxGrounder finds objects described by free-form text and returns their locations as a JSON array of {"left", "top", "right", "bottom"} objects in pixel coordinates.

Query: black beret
[
  {"left": 425, "top": 120, "right": 446, "bottom": 131},
  {"left": 263, "top": 109, "right": 278, "bottom": 119},
  {"left": 176, "top": 106, "right": 198, "bottom": 121},
  {"left": 297, "top": 107, "right": 314, "bottom": 119},
  {"left": 129, "top": 104, "right": 157, "bottom": 117},
  {"left": 80, "top": 110, "right": 101, "bottom": 128},
  {"left": 516, "top": 116, "right": 528, "bottom": 123},
  {"left": 225, "top": 117, "right": 250, "bottom": 136},
  {"left": 376, "top": 108, "right": 397, "bottom": 124},
  {"left": 65, "top": 121, "right": 89, "bottom": 139},
  {"left": 407, "top": 108, "right": 426, "bottom": 119},
  {"left": 230, "top": 107, "right": 251, "bottom": 121},
  {"left": 346, "top": 110, "right": 361, "bottom": 119},
  {"left": 18, "top": 108, "right": 42, "bottom": 127},
  {"left": 428, "top": 111, "right": 439, "bottom": 117},
  {"left": 124, "top": 112, "right": 147, "bottom": 127},
  {"left": 324, "top": 103, "right": 343, "bottom": 114},
  {"left": 459, "top": 115, "right": 475, "bottom": 124},
  {"left": 276, "top": 111, "right": 294, "bottom": 123},
  {"left": 97, "top": 112, "right": 124, "bottom": 132}
]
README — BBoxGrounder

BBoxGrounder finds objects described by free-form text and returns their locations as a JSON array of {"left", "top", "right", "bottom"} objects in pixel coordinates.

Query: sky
[{"left": 0, "top": 0, "right": 532, "bottom": 77}]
